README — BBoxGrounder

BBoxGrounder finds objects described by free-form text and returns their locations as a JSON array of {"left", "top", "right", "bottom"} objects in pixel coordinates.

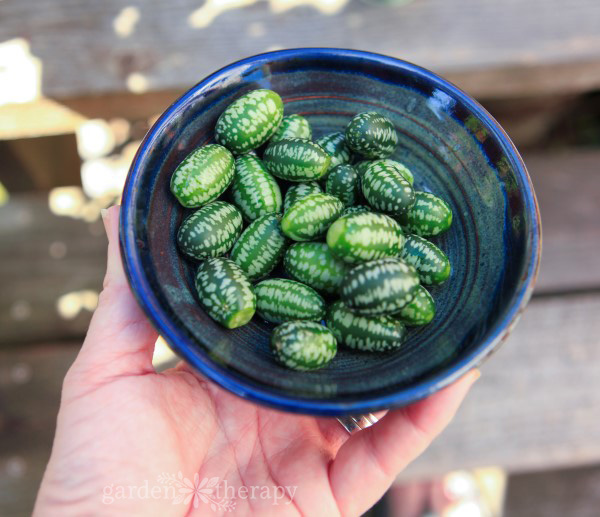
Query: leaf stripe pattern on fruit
[
  {"left": 170, "top": 144, "right": 235, "bottom": 208},
  {"left": 315, "top": 131, "right": 352, "bottom": 171},
  {"left": 270, "top": 114, "right": 312, "bottom": 143},
  {"left": 325, "top": 164, "right": 361, "bottom": 207},
  {"left": 231, "top": 154, "right": 282, "bottom": 221},
  {"left": 362, "top": 161, "right": 415, "bottom": 214},
  {"left": 326, "top": 212, "right": 404, "bottom": 264},
  {"left": 231, "top": 214, "right": 288, "bottom": 281},
  {"left": 341, "top": 258, "right": 420, "bottom": 315},
  {"left": 263, "top": 138, "right": 331, "bottom": 181},
  {"left": 283, "top": 182, "right": 322, "bottom": 213},
  {"left": 400, "top": 234, "right": 451, "bottom": 285},
  {"left": 396, "top": 284, "right": 436, "bottom": 325},
  {"left": 283, "top": 242, "right": 348, "bottom": 294},
  {"left": 345, "top": 112, "right": 398, "bottom": 159},
  {"left": 177, "top": 201, "right": 242, "bottom": 260},
  {"left": 215, "top": 89, "right": 284, "bottom": 154},
  {"left": 254, "top": 278, "right": 326, "bottom": 324},
  {"left": 281, "top": 193, "right": 343, "bottom": 241},
  {"left": 342, "top": 204, "right": 371, "bottom": 216},
  {"left": 326, "top": 301, "right": 406, "bottom": 352},
  {"left": 271, "top": 321, "right": 337, "bottom": 371},
  {"left": 195, "top": 257, "right": 256, "bottom": 329},
  {"left": 397, "top": 191, "right": 453, "bottom": 236}
]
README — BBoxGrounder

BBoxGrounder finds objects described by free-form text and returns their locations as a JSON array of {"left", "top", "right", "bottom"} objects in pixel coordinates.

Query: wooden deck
[{"left": 2, "top": 150, "right": 600, "bottom": 513}]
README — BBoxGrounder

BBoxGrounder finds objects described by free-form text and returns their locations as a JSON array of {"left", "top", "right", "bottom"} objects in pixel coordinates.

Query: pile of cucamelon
[{"left": 171, "top": 89, "right": 452, "bottom": 371}]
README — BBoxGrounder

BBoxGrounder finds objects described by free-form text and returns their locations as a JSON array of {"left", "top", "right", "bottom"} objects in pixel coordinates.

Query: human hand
[{"left": 34, "top": 205, "right": 478, "bottom": 516}]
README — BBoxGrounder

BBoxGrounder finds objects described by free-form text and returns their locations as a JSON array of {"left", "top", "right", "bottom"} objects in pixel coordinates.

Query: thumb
[{"left": 67, "top": 205, "right": 158, "bottom": 386}]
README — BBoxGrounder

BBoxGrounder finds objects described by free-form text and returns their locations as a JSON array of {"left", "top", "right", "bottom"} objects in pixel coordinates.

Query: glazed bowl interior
[{"left": 120, "top": 49, "right": 540, "bottom": 415}]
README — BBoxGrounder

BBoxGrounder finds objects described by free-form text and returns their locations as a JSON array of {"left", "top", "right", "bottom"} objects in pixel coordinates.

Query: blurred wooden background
[{"left": 1, "top": 0, "right": 600, "bottom": 515}]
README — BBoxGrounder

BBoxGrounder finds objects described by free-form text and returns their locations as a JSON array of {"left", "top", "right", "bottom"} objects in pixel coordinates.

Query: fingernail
[{"left": 471, "top": 369, "right": 481, "bottom": 382}]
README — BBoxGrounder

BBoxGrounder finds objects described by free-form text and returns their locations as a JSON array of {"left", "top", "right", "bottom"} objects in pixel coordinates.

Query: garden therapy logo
[
  {"left": 158, "top": 472, "right": 235, "bottom": 511},
  {"left": 101, "top": 472, "right": 297, "bottom": 511}
]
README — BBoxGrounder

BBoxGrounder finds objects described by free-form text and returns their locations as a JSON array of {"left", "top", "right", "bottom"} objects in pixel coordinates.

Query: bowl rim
[{"left": 120, "top": 47, "right": 542, "bottom": 416}]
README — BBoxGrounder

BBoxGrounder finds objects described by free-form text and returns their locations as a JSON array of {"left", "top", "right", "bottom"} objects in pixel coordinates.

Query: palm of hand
[{"left": 34, "top": 206, "right": 476, "bottom": 517}]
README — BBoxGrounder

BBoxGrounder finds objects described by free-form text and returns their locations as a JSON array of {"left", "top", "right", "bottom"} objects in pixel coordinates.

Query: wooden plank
[
  {"left": 0, "top": 0, "right": 599, "bottom": 101},
  {"left": 400, "top": 292, "right": 600, "bottom": 480},
  {"left": 504, "top": 464, "right": 600, "bottom": 517},
  {"left": 0, "top": 343, "right": 78, "bottom": 517},
  {"left": 525, "top": 150, "right": 600, "bottom": 294},
  {"left": 0, "top": 194, "right": 107, "bottom": 345}
]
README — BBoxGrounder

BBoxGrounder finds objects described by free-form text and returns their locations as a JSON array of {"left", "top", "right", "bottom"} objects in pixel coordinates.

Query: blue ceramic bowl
[{"left": 120, "top": 48, "right": 541, "bottom": 416}]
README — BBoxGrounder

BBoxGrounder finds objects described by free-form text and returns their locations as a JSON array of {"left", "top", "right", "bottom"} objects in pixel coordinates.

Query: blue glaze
[{"left": 120, "top": 48, "right": 541, "bottom": 416}]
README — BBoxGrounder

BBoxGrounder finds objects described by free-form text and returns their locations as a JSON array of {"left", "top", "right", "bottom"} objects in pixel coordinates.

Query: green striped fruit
[
  {"left": 255, "top": 278, "right": 326, "bottom": 324},
  {"left": 397, "top": 191, "right": 453, "bottom": 237},
  {"left": 326, "top": 301, "right": 406, "bottom": 352},
  {"left": 315, "top": 131, "right": 352, "bottom": 172},
  {"left": 281, "top": 193, "right": 343, "bottom": 241},
  {"left": 342, "top": 204, "right": 371, "bottom": 216},
  {"left": 263, "top": 138, "right": 331, "bottom": 181},
  {"left": 326, "top": 212, "right": 404, "bottom": 264},
  {"left": 283, "top": 242, "right": 348, "bottom": 295},
  {"left": 356, "top": 159, "right": 414, "bottom": 185},
  {"left": 230, "top": 214, "right": 288, "bottom": 281},
  {"left": 384, "top": 159, "right": 414, "bottom": 185},
  {"left": 215, "top": 89, "right": 284, "bottom": 154},
  {"left": 270, "top": 114, "right": 312, "bottom": 143},
  {"left": 345, "top": 112, "right": 398, "bottom": 159},
  {"left": 325, "top": 164, "right": 361, "bottom": 207},
  {"left": 195, "top": 257, "right": 256, "bottom": 328},
  {"left": 396, "top": 284, "right": 436, "bottom": 325},
  {"left": 362, "top": 160, "right": 415, "bottom": 215},
  {"left": 341, "top": 258, "right": 420, "bottom": 315},
  {"left": 271, "top": 321, "right": 337, "bottom": 371},
  {"left": 177, "top": 201, "right": 242, "bottom": 260},
  {"left": 354, "top": 160, "right": 372, "bottom": 177},
  {"left": 283, "top": 182, "right": 322, "bottom": 213},
  {"left": 400, "top": 234, "right": 451, "bottom": 285},
  {"left": 230, "top": 154, "right": 282, "bottom": 221},
  {"left": 170, "top": 144, "right": 235, "bottom": 208}
]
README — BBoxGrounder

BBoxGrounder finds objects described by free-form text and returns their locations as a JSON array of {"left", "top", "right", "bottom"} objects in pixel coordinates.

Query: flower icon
[{"left": 158, "top": 472, "right": 235, "bottom": 512}]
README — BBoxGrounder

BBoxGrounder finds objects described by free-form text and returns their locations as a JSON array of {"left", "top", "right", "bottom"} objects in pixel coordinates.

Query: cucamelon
[
  {"left": 283, "top": 182, "right": 322, "bottom": 213},
  {"left": 397, "top": 191, "right": 453, "bottom": 237},
  {"left": 400, "top": 234, "right": 451, "bottom": 285},
  {"left": 263, "top": 138, "right": 331, "bottom": 181},
  {"left": 215, "top": 89, "right": 284, "bottom": 154},
  {"left": 230, "top": 154, "right": 282, "bottom": 221},
  {"left": 255, "top": 278, "right": 326, "bottom": 324},
  {"left": 325, "top": 164, "right": 361, "bottom": 207},
  {"left": 280, "top": 192, "right": 343, "bottom": 241},
  {"left": 354, "top": 159, "right": 413, "bottom": 185},
  {"left": 345, "top": 112, "right": 398, "bottom": 159},
  {"left": 315, "top": 131, "right": 352, "bottom": 172},
  {"left": 396, "top": 284, "right": 436, "bottom": 325},
  {"left": 195, "top": 257, "right": 256, "bottom": 329},
  {"left": 271, "top": 321, "right": 337, "bottom": 371},
  {"left": 362, "top": 160, "right": 415, "bottom": 215},
  {"left": 170, "top": 144, "right": 234, "bottom": 208},
  {"left": 270, "top": 114, "right": 312, "bottom": 143},
  {"left": 341, "top": 258, "right": 420, "bottom": 315},
  {"left": 230, "top": 214, "right": 288, "bottom": 281},
  {"left": 284, "top": 241, "right": 348, "bottom": 295},
  {"left": 326, "top": 301, "right": 406, "bottom": 352},
  {"left": 326, "top": 212, "right": 404, "bottom": 264},
  {"left": 177, "top": 201, "right": 242, "bottom": 260}
]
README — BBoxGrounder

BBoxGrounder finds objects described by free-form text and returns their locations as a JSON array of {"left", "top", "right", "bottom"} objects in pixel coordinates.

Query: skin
[{"left": 34, "top": 206, "right": 479, "bottom": 517}]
